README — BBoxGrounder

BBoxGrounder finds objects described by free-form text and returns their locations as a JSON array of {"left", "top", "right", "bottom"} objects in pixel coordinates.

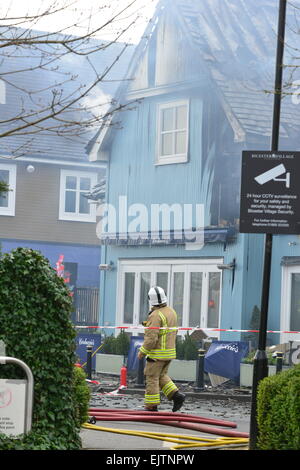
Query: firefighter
[{"left": 137, "top": 286, "right": 185, "bottom": 412}]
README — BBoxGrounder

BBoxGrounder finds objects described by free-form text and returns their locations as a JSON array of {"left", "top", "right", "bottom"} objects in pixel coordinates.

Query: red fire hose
[
  {"left": 87, "top": 408, "right": 249, "bottom": 438},
  {"left": 88, "top": 408, "right": 237, "bottom": 428},
  {"left": 150, "top": 420, "right": 249, "bottom": 438}
]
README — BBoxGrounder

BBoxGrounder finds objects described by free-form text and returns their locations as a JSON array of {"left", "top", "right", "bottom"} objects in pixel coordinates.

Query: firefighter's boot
[{"left": 172, "top": 391, "right": 185, "bottom": 412}]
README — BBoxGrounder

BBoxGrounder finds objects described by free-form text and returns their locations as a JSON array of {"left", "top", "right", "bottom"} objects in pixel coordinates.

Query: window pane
[
  {"left": 0, "top": 193, "right": 8, "bottom": 208},
  {"left": 173, "top": 272, "right": 184, "bottom": 326},
  {"left": 162, "top": 133, "right": 173, "bottom": 156},
  {"left": 124, "top": 273, "right": 135, "bottom": 324},
  {"left": 139, "top": 272, "right": 151, "bottom": 324},
  {"left": 65, "top": 191, "right": 76, "bottom": 212},
  {"left": 162, "top": 107, "right": 174, "bottom": 131},
  {"left": 290, "top": 273, "right": 300, "bottom": 331},
  {"left": 80, "top": 177, "right": 91, "bottom": 191},
  {"left": 176, "top": 105, "right": 187, "bottom": 129},
  {"left": 79, "top": 193, "right": 90, "bottom": 214},
  {"left": 0, "top": 170, "right": 9, "bottom": 208},
  {"left": 156, "top": 272, "right": 168, "bottom": 297},
  {"left": 189, "top": 272, "right": 202, "bottom": 327},
  {"left": 175, "top": 131, "right": 186, "bottom": 154},
  {"left": 0, "top": 170, "right": 9, "bottom": 184},
  {"left": 66, "top": 176, "right": 77, "bottom": 189},
  {"left": 207, "top": 272, "right": 221, "bottom": 328}
]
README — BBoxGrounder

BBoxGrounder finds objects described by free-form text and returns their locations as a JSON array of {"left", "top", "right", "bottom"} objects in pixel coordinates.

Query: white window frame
[
  {"left": 59, "top": 169, "right": 97, "bottom": 222},
  {"left": 116, "top": 258, "right": 222, "bottom": 337},
  {"left": 0, "top": 163, "right": 16, "bottom": 216},
  {"left": 280, "top": 264, "right": 300, "bottom": 343},
  {"left": 156, "top": 100, "right": 189, "bottom": 165},
  {"left": 0, "top": 80, "right": 6, "bottom": 104}
]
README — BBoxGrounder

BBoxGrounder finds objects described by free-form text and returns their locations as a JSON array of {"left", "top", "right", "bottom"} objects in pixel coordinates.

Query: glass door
[
  {"left": 117, "top": 259, "right": 222, "bottom": 338},
  {"left": 185, "top": 266, "right": 221, "bottom": 335},
  {"left": 189, "top": 271, "right": 203, "bottom": 327},
  {"left": 171, "top": 266, "right": 187, "bottom": 327},
  {"left": 119, "top": 264, "right": 171, "bottom": 334},
  {"left": 138, "top": 271, "right": 152, "bottom": 325}
]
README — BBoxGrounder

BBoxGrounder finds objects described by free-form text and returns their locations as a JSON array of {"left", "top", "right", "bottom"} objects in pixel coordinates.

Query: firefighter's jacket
[{"left": 139, "top": 306, "right": 177, "bottom": 360}]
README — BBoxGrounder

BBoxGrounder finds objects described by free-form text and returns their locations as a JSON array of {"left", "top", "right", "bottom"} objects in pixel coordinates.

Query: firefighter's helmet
[{"left": 148, "top": 286, "right": 167, "bottom": 306}]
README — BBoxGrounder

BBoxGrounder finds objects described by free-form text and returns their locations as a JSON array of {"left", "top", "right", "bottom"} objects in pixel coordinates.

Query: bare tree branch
[{"left": 0, "top": 0, "right": 151, "bottom": 156}]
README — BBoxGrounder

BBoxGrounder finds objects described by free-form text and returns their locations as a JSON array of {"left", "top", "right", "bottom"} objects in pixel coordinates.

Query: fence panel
[{"left": 73, "top": 287, "right": 99, "bottom": 326}]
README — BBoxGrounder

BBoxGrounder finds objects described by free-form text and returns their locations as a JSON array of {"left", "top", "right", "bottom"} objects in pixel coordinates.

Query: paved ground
[{"left": 80, "top": 384, "right": 251, "bottom": 452}]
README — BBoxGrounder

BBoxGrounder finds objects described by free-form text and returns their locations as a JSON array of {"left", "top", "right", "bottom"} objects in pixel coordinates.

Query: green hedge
[
  {"left": 176, "top": 334, "right": 198, "bottom": 360},
  {"left": 100, "top": 332, "right": 198, "bottom": 360},
  {"left": 100, "top": 331, "right": 130, "bottom": 356},
  {"left": 0, "top": 248, "right": 84, "bottom": 450},
  {"left": 257, "top": 363, "right": 300, "bottom": 450},
  {"left": 73, "top": 366, "right": 90, "bottom": 427}
]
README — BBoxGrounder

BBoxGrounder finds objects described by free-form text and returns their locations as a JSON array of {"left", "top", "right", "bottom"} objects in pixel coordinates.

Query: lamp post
[{"left": 249, "top": 0, "right": 287, "bottom": 450}]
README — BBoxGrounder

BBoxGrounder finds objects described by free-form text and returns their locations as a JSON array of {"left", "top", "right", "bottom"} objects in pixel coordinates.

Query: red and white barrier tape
[
  {"left": 75, "top": 325, "right": 300, "bottom": 334},
  {"left": 85, "top": 379, "right": 101, "bottom": 385}
]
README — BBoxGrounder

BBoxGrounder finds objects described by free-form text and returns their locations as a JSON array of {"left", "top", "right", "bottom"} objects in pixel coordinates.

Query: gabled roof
[
  {"left": 171, "top": 0, "right": 300, "bottom": 140},
  {"left": 89, "top": 0, "right": 300, "bottom": 157},
  {"left": 0, "top": 29, "right": 134, "bottom": 161}
]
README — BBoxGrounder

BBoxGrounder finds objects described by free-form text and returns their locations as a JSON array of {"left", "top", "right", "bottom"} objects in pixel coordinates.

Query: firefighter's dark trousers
[{"left": 144, "top": 359, "right": 178, "bottom": 407}]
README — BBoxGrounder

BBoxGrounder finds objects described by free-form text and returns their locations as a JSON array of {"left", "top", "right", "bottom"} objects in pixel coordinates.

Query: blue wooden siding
[
  {"left": 108, "top": 96, "right": 204, "bottom": 210},
  {"left": 98, "top": 89, "right": 266, "bottom": 338}
]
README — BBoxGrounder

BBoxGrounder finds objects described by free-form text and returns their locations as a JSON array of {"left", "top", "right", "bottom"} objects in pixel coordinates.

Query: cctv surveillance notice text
[{"left": 239, "top": 151, "right": 300, "bottom": 234}]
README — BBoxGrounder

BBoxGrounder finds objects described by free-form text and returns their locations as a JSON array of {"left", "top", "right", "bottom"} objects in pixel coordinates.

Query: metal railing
[{"left": 72, "top": 287, "right": 99, "bottom": 326}]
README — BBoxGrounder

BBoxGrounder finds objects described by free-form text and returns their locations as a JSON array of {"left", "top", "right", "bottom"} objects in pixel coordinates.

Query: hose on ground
[
  {"left": 87, "top": 408, "right": 249, "bottom": 438},
  {"left": 88, "top": 408, "right": 237, "bottom": 428},
  {"left": 82, "top": 422, "right": 248, "bottom": 449}
]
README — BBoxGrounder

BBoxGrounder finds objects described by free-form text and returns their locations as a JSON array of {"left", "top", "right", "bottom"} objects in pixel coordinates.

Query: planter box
[
  {"left": 96, "top": 354, "right": 197, "bottom": 381},
  {"left": 96, "top": 354, "right": 124, "bottom": 375},
  {"left": 240, "top": 363, "right": 290, "bottom": 387},
  {"left": 169, "top": 359, "right": 197, "bottom": 381}
]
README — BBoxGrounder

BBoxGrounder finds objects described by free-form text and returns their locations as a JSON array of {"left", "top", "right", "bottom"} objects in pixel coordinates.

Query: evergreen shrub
[
  {"left": 100, "top": 331, "right": 130, "bottom": 356},
  {"left": 257, "top": 363, "right": 300, "bottom": 450},
  {"left": 73, "top": 366, "right": 90, "bottom": 427},
  {"left": 0, "top": 248, "right": 83, "bottom": 449},
  {"left": 176, "top": 333, "right": 198, "bottom": 360}
]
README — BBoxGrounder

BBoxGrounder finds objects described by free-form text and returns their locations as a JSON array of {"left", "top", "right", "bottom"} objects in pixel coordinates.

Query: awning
[{"left": 98, "top": 227, "right": 236, "bottom": 246}]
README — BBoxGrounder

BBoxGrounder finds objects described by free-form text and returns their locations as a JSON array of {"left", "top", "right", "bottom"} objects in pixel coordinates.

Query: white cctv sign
[
  {"left": 0, "top": 380, "right": 27, "bottom": 436},
  {"left": 240, "top": 151, "right": 300, "bottom": 234}
]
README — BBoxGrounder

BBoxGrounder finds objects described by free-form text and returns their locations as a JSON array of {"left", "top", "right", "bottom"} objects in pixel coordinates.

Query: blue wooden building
[{"left": 88, "top": 0, "right": 300, "bottom": 346}]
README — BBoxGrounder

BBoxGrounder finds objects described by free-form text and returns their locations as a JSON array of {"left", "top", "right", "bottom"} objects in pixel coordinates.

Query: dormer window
[{"left": 156, "top": 100, "right": 189, "bottom": 165}]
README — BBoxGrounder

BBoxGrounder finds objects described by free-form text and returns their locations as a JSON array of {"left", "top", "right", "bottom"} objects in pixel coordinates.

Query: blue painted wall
[
  {"left": 97, "top": 90, "right": 267, "bottom": 340},
  {"left": 0, "top": 238, "right": 101, "bottom": 287},
  {"left": 108, "top": 96, "right": 204, "bottom": 212}
]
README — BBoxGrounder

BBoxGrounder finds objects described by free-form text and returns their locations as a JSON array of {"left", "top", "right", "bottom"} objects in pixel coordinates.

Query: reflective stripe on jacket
[{"left": 139, "top": 306, "right": 177, "bottom": 360}]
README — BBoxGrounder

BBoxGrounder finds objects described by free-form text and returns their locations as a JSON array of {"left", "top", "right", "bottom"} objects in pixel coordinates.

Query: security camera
[
  {"left": 217, "top": 262, "right": 235, "bottom": 270},
  {"left": 99, "top": 262, "right": 114, "bottom": 271},
  {"left": 254, "top": 164, "right": 286, "bottom": 185}
]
